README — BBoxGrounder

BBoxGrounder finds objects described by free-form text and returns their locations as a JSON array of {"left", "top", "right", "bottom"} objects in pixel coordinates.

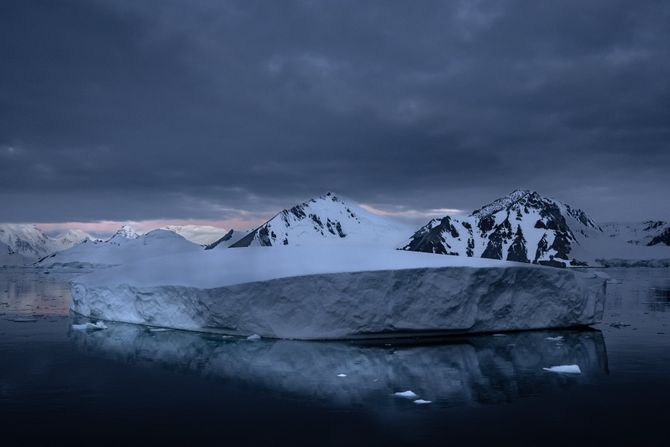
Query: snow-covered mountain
[
  {"left": 163, "top": 225, "right": 231, "bottom": 246},
  {"left": 0, "top": 224, "right": 94, "bottom": 261},
  {"left": 402, "top": 190, "right": 602, "bottom": 267},
  {"left": 38, "top": 228, "right": 201, "bottom": 268},
  {"left": 601, "top": 221, "right": 670, "bottom": 246},
  {"left": 230, "top": 192, "right": 413, "bottom": 249}
]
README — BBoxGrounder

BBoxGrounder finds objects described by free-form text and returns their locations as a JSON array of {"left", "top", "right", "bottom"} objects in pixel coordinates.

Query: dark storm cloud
[{"left": 1, "top": 0, "right": 669, "bottom": 223}]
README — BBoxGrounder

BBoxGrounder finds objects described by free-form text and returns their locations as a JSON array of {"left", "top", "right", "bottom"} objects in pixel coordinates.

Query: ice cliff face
[
  {"left": 71, "top": 324, "right": 607, "bottom": 407},
  {"left": 402, "top": 190, "right": 601, "bottom": 267},
  {"left": 70, "top": 247, "right": 606, "bottom": 339},
  {"left": 230, "top": 192, "right": 411, "bottom": 248}
]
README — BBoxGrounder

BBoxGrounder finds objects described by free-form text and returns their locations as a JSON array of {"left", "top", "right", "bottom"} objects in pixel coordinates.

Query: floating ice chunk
[
  {"left": 149, "top": 328, "right": 171, "bottom": 332},
  {"left": 542, "top": 364, "right": 581, "bottom": 374},
  {"left": 413, "top": 399, "right": 432, "bottom": 404},
  {"left": 246, "top": 334, "right": 261, "bottom": 341},
  {"left": 336, "top": 373, "right": 347, "bottom": 377},
  {"left": 394, "top": 390, "right": 419, "bottom": 399},
  {"left": 492, "top": 333, "right": 506, "bottom": 337},
  {"left": 72, "top": 321, "right": 107, "bottom": 331},
  {"left": 545, "top": 336, "right": 564, "bottom": 341}
]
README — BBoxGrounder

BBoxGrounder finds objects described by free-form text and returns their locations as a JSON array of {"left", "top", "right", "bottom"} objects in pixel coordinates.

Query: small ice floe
[
  {"left": 492, "top": 333, "right": 506, "bottom": 337},
  {"left": 542, "top": 365, "right": 581, "bottom": 374},
  {"left": 149, "top": 328, "right": 171, "bottom": 332},
  {"left": 545, "top": 336, "right": 564, "bottom": 342},
  {"left": 336, "top": 373, "right": 347, "bottom": 378},
  {"left": 413, "top": 399, "right": 432, "bottom": 405},
  {"left": 72, "top": 321, "right": 107, "bottom": 331},
  {"left": 246, "top": 334, "right": 261, "bottom": 341},
  {"left": 393, "top": 390, "right": 419, "bottom": 399}
]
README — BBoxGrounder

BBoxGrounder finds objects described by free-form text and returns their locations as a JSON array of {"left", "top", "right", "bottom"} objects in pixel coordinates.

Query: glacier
[{"left": 70, "top": 247, "right": 606, "bottom": 339}]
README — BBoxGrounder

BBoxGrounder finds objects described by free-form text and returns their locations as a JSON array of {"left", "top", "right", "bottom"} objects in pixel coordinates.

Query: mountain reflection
[{"left": 70, "top": 323, "right": 608, "bottom": 407}]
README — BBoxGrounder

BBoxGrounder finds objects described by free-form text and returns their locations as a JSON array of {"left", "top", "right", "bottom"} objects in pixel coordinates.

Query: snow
[
  {"left": 162, "top": 225, "right": 231, "bottom": 245},
  {"left": 543, "top": 365, "right": 581, "bottom": 374},
  {"left": 70, "top": 246, "right": 606, "bottom": 339},
  {"left": 394, "top": 390, "right": 419, "bottom": 399},
  {"left": 337, "top": 373, "right": 347, "bottom": 378},
  {"left": 38, "top": 229, "right": 201, "bottom": 268},
  {"left": 72, "top": 321, "right": 108, "bottom": 331},
  {"left": 246, "top": 334, "right": 261, "bottom": 341},
  {"left": 413, "top": 399, "right": 432, "bottom": 404}
]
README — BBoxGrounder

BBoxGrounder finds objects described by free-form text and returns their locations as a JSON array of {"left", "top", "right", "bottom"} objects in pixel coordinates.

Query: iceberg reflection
[{"left": 69, "top": 323, "right": 608, "bottom": 407}]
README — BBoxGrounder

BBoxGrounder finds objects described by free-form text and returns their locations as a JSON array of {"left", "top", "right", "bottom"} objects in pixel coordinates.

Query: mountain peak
[{"left": 108, "top": 225, "right": 140, "bottom": 242}]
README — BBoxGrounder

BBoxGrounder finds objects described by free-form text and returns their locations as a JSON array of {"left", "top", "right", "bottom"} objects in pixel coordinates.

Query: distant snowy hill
[
  {"left": 163, "top": 225, "right": 231, "bottom": 246},
  {"left": 402, "top": 190, "right": 603, "bottom": 267},
  {"left": 38, "top": 228, "right": 201, "bottom": 268},
  {"left": 601, "top": 221, "right": 670, "bottom": 246},
  {"left": 0, "top": 224, "right": 94, "bottom": 260},
  {"left": 230, "top": 192, "right": 413, "bottom": 249}
]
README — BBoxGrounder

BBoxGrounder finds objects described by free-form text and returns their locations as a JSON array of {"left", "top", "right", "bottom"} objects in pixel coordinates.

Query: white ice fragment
[
  {"left": 394, "top": 390, "right": 419, "bottom": 399},
  {"left": 72, "top": 321, "right": 107, "bottom": 331},
  {"left": 413, "top": 399, "right": 432, "bottom": 404},
  {"left": 493, "top": 333, "right": 506, "bottom": 337},
  {"left": 149, "top": 328, "right": 170, "bottom": 332},
  {"left": 246, "top": 334, "right": 261, "bottom": 341},
  {"left": 542, "top": 364, "right": 581, "bottom": 374},
  {"left": 545, "top": 336, "right": 564, "bottom": 341},
  {"left": 336, "top": 373, "right": 347, "bottom": 377}
]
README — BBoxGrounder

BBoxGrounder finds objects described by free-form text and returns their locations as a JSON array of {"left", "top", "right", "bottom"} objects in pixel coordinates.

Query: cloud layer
[{"left": 1, "top": 0, "right": 669, "bottom": 223}]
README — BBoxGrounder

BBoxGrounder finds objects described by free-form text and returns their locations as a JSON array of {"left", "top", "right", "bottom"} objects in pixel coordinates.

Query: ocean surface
[{"left": 1, "top": 267, "right": 669, "bottom": 445}]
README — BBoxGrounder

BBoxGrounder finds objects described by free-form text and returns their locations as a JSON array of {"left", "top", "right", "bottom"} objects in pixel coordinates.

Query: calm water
[{"left": 1, "top": 268, "right": 669, "bottom": 445}]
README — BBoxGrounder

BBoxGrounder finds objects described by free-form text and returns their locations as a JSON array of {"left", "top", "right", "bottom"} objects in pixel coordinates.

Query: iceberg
[{"left": 70, "top": 247, "right": 606, "bottom": 340}]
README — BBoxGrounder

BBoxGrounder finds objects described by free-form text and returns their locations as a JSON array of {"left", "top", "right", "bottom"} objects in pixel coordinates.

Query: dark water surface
[{"left": 1, "top": 268, "right": 669, "bottom": 446}]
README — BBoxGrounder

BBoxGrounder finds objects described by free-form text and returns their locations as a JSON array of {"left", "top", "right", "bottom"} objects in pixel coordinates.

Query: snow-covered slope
[
  {"left": 204, "top": 229, "right": 251, "bottom": 249},
  {"left": 601, "top": 221, "right": 670, "bottom": 246},
  {"left": 70, "top": 246, "right": 605, "bottom": 339},
  {"left": 163, "top": 225, "right": 231, "bottom": 246},
  {"left": 402, "top": 190, "right": 600, "bottom": 267},
  {"left": 51, "top": 229, "right": 95, "bottom": 251},
  {"left": 38, "top": 228, "right": 201, "bottom": 268},
  {"left": 231, "top": 192, "right": 412, "bottom": 249}
]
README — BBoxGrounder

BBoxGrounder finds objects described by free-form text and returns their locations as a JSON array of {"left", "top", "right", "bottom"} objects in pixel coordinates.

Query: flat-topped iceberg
[{"left": 70, "top": 247, "right": 606, "bottom": 339}]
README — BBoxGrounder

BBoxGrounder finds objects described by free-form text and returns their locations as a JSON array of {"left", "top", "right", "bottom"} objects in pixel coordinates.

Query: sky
[{"left": 1, "top": 0, "right": 669, "bottom": 232}]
